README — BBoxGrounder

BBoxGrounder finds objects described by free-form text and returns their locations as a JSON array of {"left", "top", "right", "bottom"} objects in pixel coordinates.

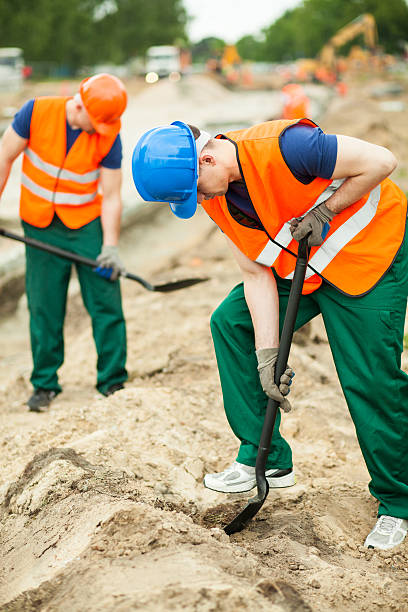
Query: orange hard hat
[
  {"left": 282, "top": 83, "right": 303, "bottom": 96},
  {"left": 79, "top": 73, "right": 127, "bottom": 137}
]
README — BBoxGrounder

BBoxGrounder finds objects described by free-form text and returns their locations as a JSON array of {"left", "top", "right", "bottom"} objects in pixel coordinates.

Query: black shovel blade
[
  {"left": 152, "top": 276, "right": 209, "bottom": 292},
  {"left": 224, "top": 479, "right": 269, "bottom": 535},
  {"left": 124, "top": 272, "right": 209, "bottom": 292}
]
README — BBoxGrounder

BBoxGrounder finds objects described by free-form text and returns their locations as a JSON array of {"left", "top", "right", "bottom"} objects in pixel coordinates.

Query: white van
[
  {"left": 145, "top": 45, "right": 181, "bottom": 81},
  {"left": 0, "top": 48, "right": 24, "bottom": 92}
]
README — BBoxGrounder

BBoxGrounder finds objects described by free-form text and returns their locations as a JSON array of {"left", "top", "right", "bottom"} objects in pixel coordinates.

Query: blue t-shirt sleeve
[
  {"left": 100, "top": 134, "right": 122, "bottom": 169},
  {"left": 12, "top": 99, "right": 35, "bottom": 139},
  {"left": 280, "top": 124, "right": 337, "bottom": 184}
]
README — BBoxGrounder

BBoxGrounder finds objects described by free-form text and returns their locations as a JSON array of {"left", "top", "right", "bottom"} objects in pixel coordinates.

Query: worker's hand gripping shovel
[
  {"left": 0, "top": 228, "right": 208, "bottom": 292},
  {"left": 224, "top": 235, "right": 310, "bottom": 535}
]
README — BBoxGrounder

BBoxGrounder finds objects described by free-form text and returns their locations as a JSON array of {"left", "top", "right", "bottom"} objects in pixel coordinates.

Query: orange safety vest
[
  {"left": 281, "top": 84, "right": 309, "bottom": 120},
  {"left": 202, "top": 119, "right": 407, "bottom": 296},
  {"left": 20, "top": 97, "right": 118, "bottom": 229}
]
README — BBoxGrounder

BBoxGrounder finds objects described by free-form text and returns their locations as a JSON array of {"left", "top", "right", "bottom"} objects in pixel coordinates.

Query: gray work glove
[
  {"left": 256, "top": 347, "right": 294, "bottom": 413},
  {"left": 290, "top": 202, "right": 335, "bottom": 247},
  {"left": 96, "top": 245, "right": 125, "bottom": 281}
]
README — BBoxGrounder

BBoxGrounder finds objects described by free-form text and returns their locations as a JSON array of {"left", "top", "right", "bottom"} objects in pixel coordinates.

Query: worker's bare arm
[
  {"left": 99, "top": 167, "right": 122, "bottom": 246},
  {"left": 0, "top": 126, "right": 28, "bottom": 198},
  {"left": 226, "top": 236, "right": 280, "bottom": 349},
  {"left": 325, "top": 135, "right": 397, "bottom": 215}
]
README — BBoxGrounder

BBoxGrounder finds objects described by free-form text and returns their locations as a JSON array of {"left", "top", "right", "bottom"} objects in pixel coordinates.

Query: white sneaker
[
  {"left": 364, "top": 515, "right": 408, "bottom": 550},
  {"left": 204, "top": 461, "right": 295, "bottom": 493}
]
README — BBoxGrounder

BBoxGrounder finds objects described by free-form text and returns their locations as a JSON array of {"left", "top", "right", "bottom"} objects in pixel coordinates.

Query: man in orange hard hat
[
  {"left": 0, "top": 73, "right": 128, "bottom": 411},
  {"left": 281, "top": 83, "right": 310, "bottom": 119}
]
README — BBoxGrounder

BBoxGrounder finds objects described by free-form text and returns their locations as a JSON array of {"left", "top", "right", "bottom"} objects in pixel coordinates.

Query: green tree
[
  {"left": 0, "top": 0, "right": 101, "bottom": 71},
  {"left": 236, "top": 35, "right": 265, "bottom": 61},
  {"left": 97, "top": 0, "right": 188, "bottom": 62},
  {"left": 0, "top": 0, "right": 188, "bottom": 72},
  {"left": 191, "top": 37, "right": 226, "bottom": 63},
  {"left": 262, "top": 0, "right": 408, "bottom": 62}
]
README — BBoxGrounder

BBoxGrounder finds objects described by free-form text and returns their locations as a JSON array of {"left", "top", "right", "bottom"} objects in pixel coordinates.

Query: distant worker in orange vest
[
  {"left": 0, "top": 73, "right": 128, "bottom": 411},
  {"left": 281, "top": 83, "right": 310, "bottom": 119},
  {"left": 131, "top": 118, "right": 408, "bottom": 550}
]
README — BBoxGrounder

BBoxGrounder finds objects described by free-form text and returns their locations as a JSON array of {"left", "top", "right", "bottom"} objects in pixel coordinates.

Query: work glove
[
  {"left": 290, "top": 202, "right": 335, "bottom": 247},
  {"left": 256, "top": 347, "right": 295, "bottom": 413},
  {"left": 95, "top": 245, "right": 125, "bottom": 281}
]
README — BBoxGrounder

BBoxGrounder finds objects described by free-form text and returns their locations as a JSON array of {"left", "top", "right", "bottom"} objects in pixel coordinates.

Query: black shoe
[
  {"left": 102, "top": 383, "right": 125, "bottom": 397},
  {"left": 28, "top": 388, "right": 59, "bottom": 412}
]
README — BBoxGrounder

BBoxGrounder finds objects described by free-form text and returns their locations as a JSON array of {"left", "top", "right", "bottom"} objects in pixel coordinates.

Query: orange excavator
[
  {"left": 319, "top": 13, "right": 377, "bottom": 73},
  {"left": 296, "top": 13, "right": 380, "bottom": 83}
]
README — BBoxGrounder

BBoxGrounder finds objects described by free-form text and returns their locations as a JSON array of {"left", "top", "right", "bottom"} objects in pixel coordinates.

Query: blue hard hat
[{"left": 131, "top": 121, "right": 198, "bottom": 219}]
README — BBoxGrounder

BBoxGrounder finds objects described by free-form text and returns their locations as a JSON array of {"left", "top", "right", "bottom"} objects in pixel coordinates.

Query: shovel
[
  {"left": 0, "top": 228, "right": 208, "bottom": 293},
  {"left": 224, "top": 235, "right": 310, "bottom": 535}
]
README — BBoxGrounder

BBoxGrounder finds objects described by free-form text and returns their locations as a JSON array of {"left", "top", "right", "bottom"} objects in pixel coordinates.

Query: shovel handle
[
  {"left": 0, "top": 227, "right": 209, "bottom": 293},
  {"left": 256, "top": 236, "right": 310, "bottom": 479},
  {"left": 275, "top": 235, "right": 309, "bottom": 382},
  {"left": 0, "top": 228, "right": 97, "bottom": 267}
]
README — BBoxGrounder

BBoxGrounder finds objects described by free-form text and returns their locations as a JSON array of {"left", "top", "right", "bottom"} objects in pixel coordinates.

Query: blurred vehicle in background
[
  {"left": 144, "top": 45, "right": 191, "bottom": 83},
  {"left": 0, "top": 47, "right": 24, "bottom": 92},
  {"left": 294, "top": 13, "right": 393, "bottom": 84},
  {"left": 206, "top": 44, "right": 253, "bottom": 87}
]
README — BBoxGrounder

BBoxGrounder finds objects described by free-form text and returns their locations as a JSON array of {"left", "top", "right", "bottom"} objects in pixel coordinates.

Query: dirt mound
[
  {"left": 2, "top": 505, "right": 298, "bottom": 612},
  {"left": 1, "top": 223, "right": 407, "bottom": 610}
]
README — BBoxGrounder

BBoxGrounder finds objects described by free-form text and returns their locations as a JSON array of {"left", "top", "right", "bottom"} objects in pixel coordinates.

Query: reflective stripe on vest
[
  {"left": 202, "top": 119, "right": 407, "bottom": 296},
  {"left": 19, "top": 97, "right": 118, "bottom": 229},
  {"left": 21, "top": 174, "right": 98, "bottom": 206},
  {"left": 25, "top": 147, "right": 100, "bottom": 184},
  {"left": 286, "top": 184, "right": 381, "bottom": 279},
  {"left": 255, "top": 179, "right": 346, "bottom": 268}
]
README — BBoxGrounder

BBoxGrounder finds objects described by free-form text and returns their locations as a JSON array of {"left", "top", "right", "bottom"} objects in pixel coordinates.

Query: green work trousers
[
  {"left": 210, "top": 232, "right": 408, "bottom": 519},
  {"left": 23, "top": 215, "right": 127, "bottom": 395}
]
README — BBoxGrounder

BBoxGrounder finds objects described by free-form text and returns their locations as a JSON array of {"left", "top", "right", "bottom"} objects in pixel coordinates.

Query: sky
[{"left": 183, "top": 0, "right": 303, "bottom": 44}]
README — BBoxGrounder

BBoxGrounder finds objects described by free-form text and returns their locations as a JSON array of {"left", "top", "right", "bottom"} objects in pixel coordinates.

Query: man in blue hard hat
[{"left": 131, "top": 119, "right": 408, "bottom": 551}]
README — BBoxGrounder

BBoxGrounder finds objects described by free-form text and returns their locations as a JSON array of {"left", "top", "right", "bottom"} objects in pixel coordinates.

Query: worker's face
[
  {"left": 75, "top": 102, "right": 95, "bottom": 134},
  {"left": 197, "top": 153, "right": 229, "bottom": 204}
]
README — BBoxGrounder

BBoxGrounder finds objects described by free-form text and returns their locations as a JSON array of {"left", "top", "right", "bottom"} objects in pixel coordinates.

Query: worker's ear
[
  {"left": 199, "top": 152, "right": 216, "bottom": 166},
  {"left": 73, "top": 94, "right": 84, "bottom": 112},
  {"left": 71, "top": 102, "right": 82, "bottom": 116}
]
